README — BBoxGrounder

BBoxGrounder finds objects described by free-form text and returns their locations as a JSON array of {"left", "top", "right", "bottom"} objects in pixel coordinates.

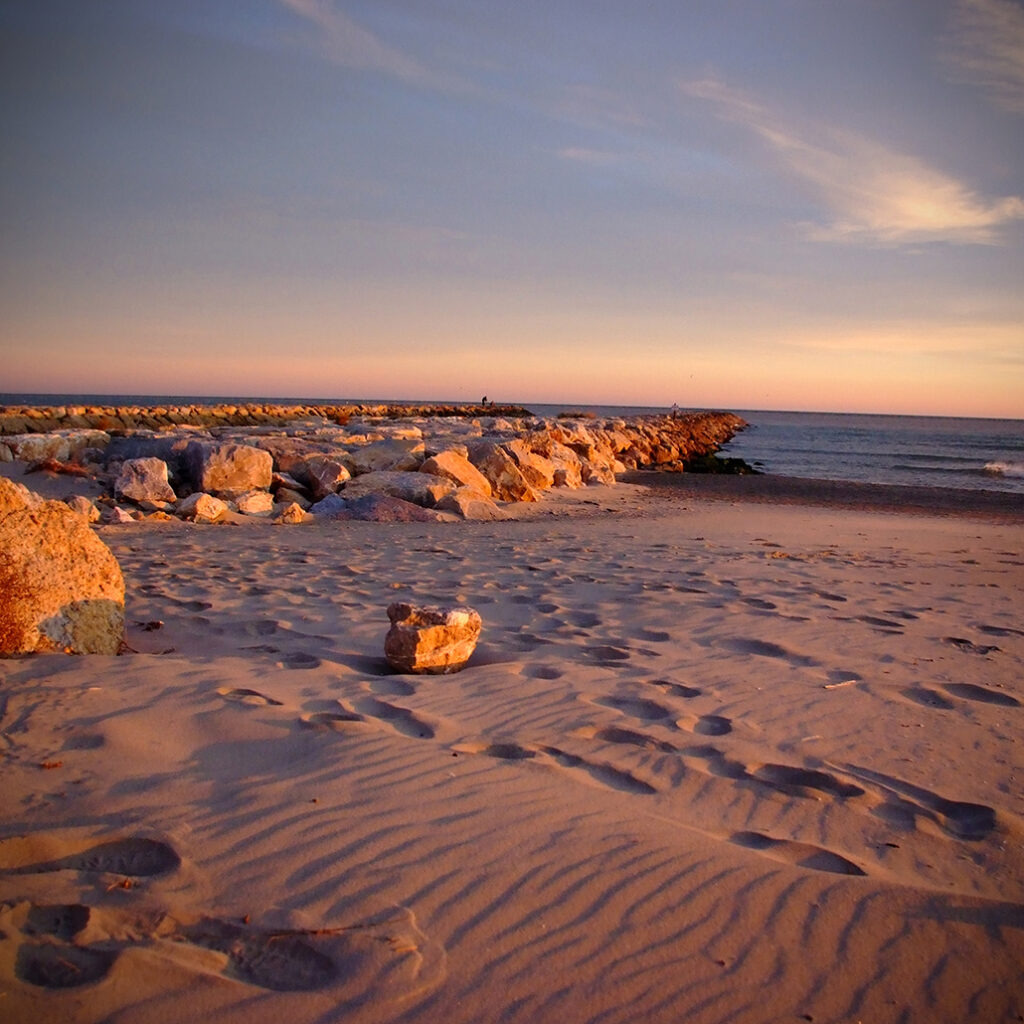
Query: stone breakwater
[
  {"left": 0, "top": 406, "right": 745, "bottom": 523},
  {"left": 0, "top": 402, "right": 532, "bottom": 435}
]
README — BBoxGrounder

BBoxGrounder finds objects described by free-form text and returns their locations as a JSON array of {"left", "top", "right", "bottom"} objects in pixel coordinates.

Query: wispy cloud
[
  {"left": 943, "top": 0, "right": 1024, "bottom": 113},
  {"left": 277, "top": 0, "right": 458, "bottom": 90},
  {"left": 681, "top": 77, "right": 1024, "bottom": 245}
]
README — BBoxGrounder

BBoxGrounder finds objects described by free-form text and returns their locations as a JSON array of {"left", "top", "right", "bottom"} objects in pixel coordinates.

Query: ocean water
[{"left": 2, "top": 394, "right": 1022, "bottom": 497}]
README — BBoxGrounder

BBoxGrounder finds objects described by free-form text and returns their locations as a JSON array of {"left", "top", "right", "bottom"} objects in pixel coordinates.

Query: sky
[{"left": 1, "top": 0, "right": 1023, "bottom": 416}]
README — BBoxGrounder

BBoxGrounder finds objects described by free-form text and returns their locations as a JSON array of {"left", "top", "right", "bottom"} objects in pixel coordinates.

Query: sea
[{"left": 3, "top": 394, "right": 1023, "bottom": 498}]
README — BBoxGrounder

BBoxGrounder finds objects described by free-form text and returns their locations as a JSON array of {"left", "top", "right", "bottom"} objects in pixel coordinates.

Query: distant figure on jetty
[
  {"left": 481, "top": 396, "right": 489, "bottom": 407},
  {"left": 671, "top": 403, "right": 679, "bottom": 419}
]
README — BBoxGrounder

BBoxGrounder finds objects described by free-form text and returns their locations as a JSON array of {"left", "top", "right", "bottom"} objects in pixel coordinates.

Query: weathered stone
[
  {"left": 65, "top": 495, "right": 101, "bottom": 522},
  {"left": 420, "top": 450, "right": 493, "bottom": 497},
  {"left": 308, "top": 494, "right": 349, "bottom": 519},
  {"left": 436, "top": 486, "right": 508, "bottom": 521},
  {"left": 342, "top": 470, "right": 456, "bottom": 508},
  {"left": 5, "top": 434, "right": 71, "bottom": 463},
  {"left": 503, "top": 439, "right": 557, "bottom": 490},
  {"left": 0, "top": 477, "right": 39, "bottom": 514},
  {"left": 467, "top": 442, "right": 539, "bottom": 502},
  {"left": 0, "top": 498, "right": 125, "bottom": 655},
  {"left": 102, "top": 505, "right": 137, "bottom": 524},
  {"left": 0, "top": 443, "right": 12, "bottom": 463},
  {"left": 114, "top": 457, "right": 176, "bottom": 503},
  {"left": 235, "top": 489, "right": 275, "bottom": 516},
  {"left": 184, "top": 442, "right": 272, "bottom": 497},
  {"left": 274, "top": 487, "right": 311, "bottom": 509},
  {"left": 338, "top": 494, "right": 446, "bottom": 523},
  {"left": 273, "top": 502, "right": 309, "bottom": 525},
  {"left": 177, "top": 492, "right": 228, "bottom": 523},
  {"left": 384, "top": 602, "right": 482, "bottom": 674},
  {"left": 305, "top": 454, "right": 352, "bottom": 499},
  {"left": 349, "top": 438, "right": 424, "bottom": 474}
]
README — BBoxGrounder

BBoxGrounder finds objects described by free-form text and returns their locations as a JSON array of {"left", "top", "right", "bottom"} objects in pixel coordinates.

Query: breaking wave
[{"left": 983, "top": 460, "right": 1024, "bottom": 478}]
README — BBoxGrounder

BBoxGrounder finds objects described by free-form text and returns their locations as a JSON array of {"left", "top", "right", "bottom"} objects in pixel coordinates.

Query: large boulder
[
  {"left": 342, "top": 470, "right": 456, "bottom": 508},
  {"left": 184, "top": 442, "right": 272, "bottom": 498},
  {"left": 435, "top": 486, "right": 508, "bottom": 521},
  {"left": 305, "top": 454, "right": 352, "bottom": 499},
  {"left": 503, "top": 439, "right": 557, "bottom": 490},
  {"left": 177, "top": 492, "right": 228, "bottom": 523},
  {"left": 384, "top": 603, "right": 482, "bottom": 674},
  {"left": 349, "top": 439, "right": 424, "bottom": 474},
  {"left": 114, "top": 457, "right": 176, "bottom": 503},
  {"left": 0, "top": 483, "right": 125, "bottom": 655},
  {"left": 420, "top": 450, "right": 493, "bottom": 497},
  {"left": 466, "top": 442, "right": 539, "bottom": 502}
]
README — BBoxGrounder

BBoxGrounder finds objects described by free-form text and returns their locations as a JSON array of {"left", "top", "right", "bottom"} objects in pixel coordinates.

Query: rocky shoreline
[{"left": 0, "top": 404, "right": 745, "bottom": 524}]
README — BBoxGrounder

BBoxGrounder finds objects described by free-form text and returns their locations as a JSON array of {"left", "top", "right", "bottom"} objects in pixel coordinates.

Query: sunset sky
[{"left": 2, "top": 0, "right": 1022, "bottom": 416}]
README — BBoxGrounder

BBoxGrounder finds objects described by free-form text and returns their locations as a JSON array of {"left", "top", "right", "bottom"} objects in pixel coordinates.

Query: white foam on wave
[{"left": 983, "top": 460, "right": 1024, "bottom": 478}]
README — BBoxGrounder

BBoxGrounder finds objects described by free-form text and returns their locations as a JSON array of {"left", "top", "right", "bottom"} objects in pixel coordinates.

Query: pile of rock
[
  {"left": 0, "top": 401, "right": 531, "bottom": 435},
  {"left": 0, "top": 408, "right": 746, "bottom": 525}
]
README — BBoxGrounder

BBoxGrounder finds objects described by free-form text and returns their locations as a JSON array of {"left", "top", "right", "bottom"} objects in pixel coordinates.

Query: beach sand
[{"left": 1, "top": 476, "right": 1022, "bottom": 1023}]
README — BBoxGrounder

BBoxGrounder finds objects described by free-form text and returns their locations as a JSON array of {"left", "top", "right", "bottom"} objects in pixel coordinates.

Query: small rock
[
  {"left": 102, "top": 505, "right": 137, "bottom": 525},
  {"left": 235, "top": 489, "right": 275, "bottom": 516},
  {"left": 384, "top": 602, "right": 482, "bottom": 674},
  {"left": 65, "top": 495, "right": 101, "bottom": 522},
  {"left": 114, "top": 457, "right": 176, "bottom": 503},
  {"left": 273, "top": 501, "right": 309, "bottom": 525},
  {"left": 177, "top": 492, "right": 228, "bottom": 523}
]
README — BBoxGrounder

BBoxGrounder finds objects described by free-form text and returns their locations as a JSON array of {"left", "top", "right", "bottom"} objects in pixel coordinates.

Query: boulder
[
  {"left": 0, "top": 477, "right": 39, "bottom": 514},
  {"left": 101, "top": 505, "right": 137, "bottom": 525},
  {"left": 503, "top": 439, "right": 556, "bottom": 490},
  {"left": 305, "top": 454, "right": 351, "bottom": 499},
  {"left": 0, "top": 497, "right": 125, "bottom": 655},
  {"left": 342, "top": 470, "right": 456, "bottom": 508},
  {"left": 420, "top": 450, "right": 493, "bottom": 497},
  {"left": 184, "top": 442, "right": 272, "bottom": 497},
  {"left": 435, "top": 486, "right": 508, "bottom": 521},
  {"left": 274, "top": 487, "right": 311, "bottom": 509},
  {"left": 273, "top": 502, "right": 310, "bottom": 525},
  {"left": 65, "top": 495, "right": 101, "bottom": 522},
  {"left": 5, "top": 433, "right": 71, "bottom": 463},
  {"left": 337, "top": 494, "right": 446, "bottom": 523},
  {"left": 114, "top": 457, "right": 176, "bottom": 503},
  {"left": 384, "top": 602, "right": 482, "bottom": 674},
  {"left": 466, "top": 442, "right": 539, "bottom": 502},
  {"left": 177, "top": 492, "right": 228, "bottom": 523},
  {"left": 235, "top": 489, "right": 275, "bottom": 516},
  {"left": 349, "top": 438, "right": 424, "bottom": 474},
  {"left": 308, "top": 493, "right": 349, "bottom": 519}
]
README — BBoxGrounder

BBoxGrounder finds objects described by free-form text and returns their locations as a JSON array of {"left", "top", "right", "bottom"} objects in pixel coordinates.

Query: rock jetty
[{"left": 0, "top": 403, "right": 746, "bottom": 524}]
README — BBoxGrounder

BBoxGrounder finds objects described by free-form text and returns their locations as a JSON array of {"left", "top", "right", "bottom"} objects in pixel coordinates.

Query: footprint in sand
[
  {"left": 940, "top": 683, "right": 1020, "bottom": 708},
  {"left": 944, "top": 636, "right": 1000, "bottom": 656},
  {"left": 722, "top": 637, "right": 819, "bottom": 668},
  {"left": 277, "top": 652, "right": 322, "bottom": 670},
  {"left": 647, "top": 679, "right": 702, "bottom": 699},
  {"left": 676, "top": 713, "right": 732, "bottom": 737},
  {"left": 217, "top": 687, "right": 283, "bottom": 707},
  {"left": 300, "top": 709, "right": 373, "bottom": 733},
  {"left": 586, "top": 726, "right": 677, "bottom": 753},
  {"left": 453, "top": 740, "right": 538, "bottom": 761},
  {"left": 730, "top": 831, "right": 866, "bottom": 877},
  {"left": 595, "top": 695, "right": 673, "bottom": 721},
  {"left": 524, "top": 664, "right": 563, "bottom": 680},
  {"left": 3, "top": 837, "right": 181, "bottom": 878},
  {"left": 16, "top": 943, "right": 118, "bottom": 988},
  {"left": 353, "top": 697, "right": 435, "bottom": 739},
  {"left": 367, "top": 677, "right": 416, "bottom": 697},
  {"left": 901, "top": 686, "right": 955, "bottom": 710}
]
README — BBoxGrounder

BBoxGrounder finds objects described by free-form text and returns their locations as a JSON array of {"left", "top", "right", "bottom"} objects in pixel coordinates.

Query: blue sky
[{"left": 2, "top": 0, "right": 1022, "bottom": 415}]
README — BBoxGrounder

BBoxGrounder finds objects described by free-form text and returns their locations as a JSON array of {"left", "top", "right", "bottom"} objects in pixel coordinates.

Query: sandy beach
[{"left": 2, "top": 475, "right": 1022, "bottom": 1023}]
